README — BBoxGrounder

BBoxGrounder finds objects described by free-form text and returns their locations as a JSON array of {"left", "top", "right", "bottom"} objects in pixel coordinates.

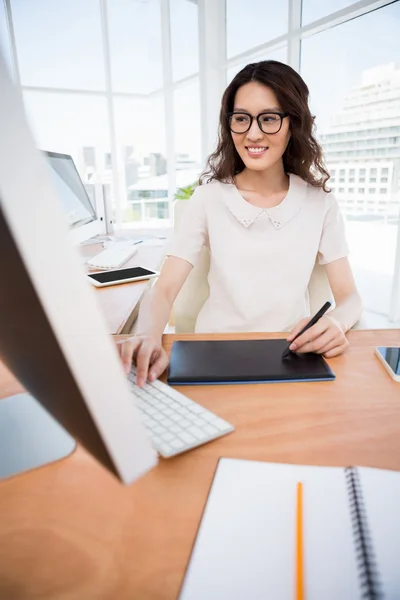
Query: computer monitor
[
  {"left": 0, "top": 52, "right": 157, "bottom": 483},
  {"left": 43, "top": 150, "right": 103, "bottom": 244}
]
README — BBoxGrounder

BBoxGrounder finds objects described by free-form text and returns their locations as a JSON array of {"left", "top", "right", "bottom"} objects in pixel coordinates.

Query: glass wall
[
  {"left": 226, "top": 0, "right": 288, "bottom": 58},
  {"left": 3, "top": 0, "right": 400, "bottom": 324},
  {"left": 11, "top": 0, "right": 105, "bottom": 90},
  {"left": 301, "top": 2, "right": 400, "bottom": 323}
]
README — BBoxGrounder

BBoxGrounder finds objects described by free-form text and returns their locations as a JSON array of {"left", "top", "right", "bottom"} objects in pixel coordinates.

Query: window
[
  {"left": 108, "top": 0, "right": 163, "bottom": 94},
  {"left": 174, "top": 79, "right": 202, "bottom": 185},
  {"left": 349, "top": 188, "right": 354, "bottom": 193},
  {"left": 380, "top": 188, "right": 388, "bottom": 194},
  {"left": 349, "top": 178, "right": 355, "bottom": 183},
  {"left": 382, "top": 167, "right": 389, "bottom": 175},
  {"left": 358, "top": 188, "right": 365, "bottom": 194},
  {"left": 339, "top": 187, "right": 345, "bottom": 193},
  {"left": 11, "top": 0, "right": 105, "bottom": 90},
  {"left": 226, "top": 0, "right": 288, "bottom": 58},
  {"left": 339, "top": 178, "right": 345, "bottom": 183},
  {"left": 114, "top": 95, "right": 167, "bottom": 223},
  {"left": 301, "top": 1, "right": 400, "bottom": 323},
  {"left": 227, "top": 46, "right": 287, "bottom": 83},
  {"left": 349, "top": 168, "right": 355, "bottom": 176},
  {"left": 23, "top": 91, "right": 110, "bottom": 183},
  {"left": 302, "top": 0, "right": 358, "bottom": 26},
  {"left": 170, "top": 0, "right": 199, "bottom": 81},
  {"left": 339, "top": 169, "right": 345, "bottom": 176},
  {"left": 381, "top": 177, "right": 388, "bottom": 183},
  {"left": 0, "top": 2, "right": 13, "bottom": 76}
]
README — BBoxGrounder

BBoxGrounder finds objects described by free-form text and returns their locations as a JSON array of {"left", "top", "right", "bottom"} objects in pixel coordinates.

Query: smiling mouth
[{"left": 245, "top": 146, "right": 268, "bottom": 155}]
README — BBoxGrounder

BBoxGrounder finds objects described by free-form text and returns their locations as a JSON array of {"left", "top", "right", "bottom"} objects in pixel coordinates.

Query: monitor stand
[{"left": 0, "top": 393, "right": 76, "bottom": 480}]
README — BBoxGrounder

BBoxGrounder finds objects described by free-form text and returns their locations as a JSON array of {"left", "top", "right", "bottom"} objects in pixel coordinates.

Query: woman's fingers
[
  {"left": 295, "top": 329, "right": 336, "bottom": 354},
  {"left": 119, "top": 338, "right": 142, "bottom": 374},
  {"left": 322, "top": 339, "right": 349, "bottom": 358},
  {"left": 287, "top": 318, "right": 310, "bottom": 342},
  {"left": 136, "top": 339, "right": 158, "bottom": 387},
  {"left": 148, "top": 349, "right": 169, "bottom": 382},
  {"left": 290, "top": 320, "right": 329, "bottom": 353}
]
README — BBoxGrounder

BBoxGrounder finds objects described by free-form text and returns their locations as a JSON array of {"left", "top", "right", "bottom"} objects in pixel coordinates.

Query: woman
[{"left": 122, "top": 60, "right": 362, "bottom": 387}]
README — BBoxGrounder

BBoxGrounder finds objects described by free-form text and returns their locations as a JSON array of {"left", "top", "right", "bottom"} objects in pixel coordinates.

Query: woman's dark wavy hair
[{"left": 200, "top": 60, "right": 330, "bottom": 192}]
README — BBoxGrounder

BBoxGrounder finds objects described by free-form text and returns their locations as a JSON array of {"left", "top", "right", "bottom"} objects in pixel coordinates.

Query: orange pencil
[{"left": 296, "top": 482, "right": 304, "bottom": 600}]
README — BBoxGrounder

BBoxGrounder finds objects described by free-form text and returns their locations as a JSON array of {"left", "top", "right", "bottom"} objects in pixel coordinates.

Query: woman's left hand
[{"left": 287, "top": 315, "right": 349, "bottom": 358}]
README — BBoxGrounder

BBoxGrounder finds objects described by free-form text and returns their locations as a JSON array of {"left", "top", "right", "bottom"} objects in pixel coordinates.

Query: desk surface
[
  {"left": 0, "top": 330, "right": 399, "bottom": 600},
  {"left": 82, "top": 238, "right": 166, "bottom": 334}
]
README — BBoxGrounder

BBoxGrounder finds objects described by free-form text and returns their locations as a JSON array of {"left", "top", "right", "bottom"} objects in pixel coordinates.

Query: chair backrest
[{"left": 173, "top": 199, "right": 363, "bottom": 332}]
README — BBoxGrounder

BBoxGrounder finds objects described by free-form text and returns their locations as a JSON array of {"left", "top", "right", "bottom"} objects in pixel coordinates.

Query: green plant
[{"left": 174, "top": 182, "right": 197, "bottom": 201}]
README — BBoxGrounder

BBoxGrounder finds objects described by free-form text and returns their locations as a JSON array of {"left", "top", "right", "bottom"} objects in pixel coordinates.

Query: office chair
[{"left": 173, "top": 200, "right": 366, "bottom": 333}]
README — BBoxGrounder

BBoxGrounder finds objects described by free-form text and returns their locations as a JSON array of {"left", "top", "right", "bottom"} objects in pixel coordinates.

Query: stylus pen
[{"left": 282, "top": 301, "right": 332, "bottom": 359}]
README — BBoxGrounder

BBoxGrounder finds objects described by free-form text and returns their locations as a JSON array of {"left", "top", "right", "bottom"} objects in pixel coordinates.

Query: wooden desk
[
  {"left": 81, "top": 239, "right": 166, "bottom": 334},
  {"left": 0, "top": 330, "right": 399, "bottom": 600}
]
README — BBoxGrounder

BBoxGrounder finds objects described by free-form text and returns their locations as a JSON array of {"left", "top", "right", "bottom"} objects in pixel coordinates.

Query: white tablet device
[
  {"left": 88, "top": 266, "right": 159, "bottom": 287},
  {"left": 375, "top": 347, "right": 400, "bottom": 382}
]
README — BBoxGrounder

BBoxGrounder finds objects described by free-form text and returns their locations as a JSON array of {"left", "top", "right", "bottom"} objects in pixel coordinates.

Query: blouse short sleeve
[
  {"left": 318, "top": 194, "right": 349, "bottom": 265},
  {"left": 166, "top": 187, "right": 208, "bottom": 267}
]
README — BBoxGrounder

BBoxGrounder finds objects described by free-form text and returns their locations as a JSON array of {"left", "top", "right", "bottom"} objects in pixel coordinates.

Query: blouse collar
[{"left": 220, "top": 173, "right": 307, "bottom": 229}]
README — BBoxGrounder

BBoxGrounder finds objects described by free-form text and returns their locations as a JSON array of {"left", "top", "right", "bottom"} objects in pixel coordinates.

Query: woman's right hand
[{"left": 119, "top": 335, "right": 169, "bottom": 387}]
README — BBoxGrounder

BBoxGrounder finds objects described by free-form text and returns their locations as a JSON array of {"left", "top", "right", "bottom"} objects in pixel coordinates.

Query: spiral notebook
[{"left": 179, "top": 459, "right": 400, "bottom": 600}]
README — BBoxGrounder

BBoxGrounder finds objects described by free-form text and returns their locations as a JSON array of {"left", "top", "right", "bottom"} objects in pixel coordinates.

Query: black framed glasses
[{"left": 227, "top": 111, "right": 289, "bottom": 135}]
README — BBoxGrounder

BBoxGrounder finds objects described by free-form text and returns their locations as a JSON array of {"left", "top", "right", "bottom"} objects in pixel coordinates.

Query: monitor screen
[{"left": 44, "top": 151, "right": 96, "bottom": 229}]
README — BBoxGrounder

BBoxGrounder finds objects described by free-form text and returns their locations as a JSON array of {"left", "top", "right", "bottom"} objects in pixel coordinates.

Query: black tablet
[{"left": 168, "top": 339, "right": 335, "bottom": 385}]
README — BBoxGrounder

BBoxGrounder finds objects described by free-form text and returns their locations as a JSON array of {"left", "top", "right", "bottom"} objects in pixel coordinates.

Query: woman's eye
[{"left": 261, "top": 114, "right": 278, "bottom": 122}]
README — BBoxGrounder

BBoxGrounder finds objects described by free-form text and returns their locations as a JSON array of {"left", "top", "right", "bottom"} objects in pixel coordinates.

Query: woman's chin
[{"left": 242, "top": 158, "right": 274, "bottom": 171}]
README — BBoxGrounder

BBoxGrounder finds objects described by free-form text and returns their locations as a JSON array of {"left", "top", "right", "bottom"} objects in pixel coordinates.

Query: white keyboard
[
  {"left": 86, "top": 244, "right": 138, "bottom": 269},
  {"left": 127, "top": 367, "right": 234, "bottom": 458}
]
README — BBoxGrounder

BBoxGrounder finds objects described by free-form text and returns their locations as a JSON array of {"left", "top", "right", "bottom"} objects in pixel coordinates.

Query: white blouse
[{"left": 167, "top": 173, "right": 348, "bottom": 333}]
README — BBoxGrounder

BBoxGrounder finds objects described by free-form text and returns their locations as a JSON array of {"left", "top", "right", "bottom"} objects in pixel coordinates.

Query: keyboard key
[
  {"left": 178, "top": 431, "right": 197, "bottom": 445},
  {"left": 211, "top": 418, "right": 233, "bottom": 432},
  {"left": 170, "top": 413, "right": 183, "bottom": 423},
  {"left": 161, "top": 432, "right": 175, "bottom": 442},
  {"left": 159, "top": 418, "right": 174, "bottom": 428},
  {"left": 188, "top": 404, "right": 205, "bottom": 415},
  {"left": 201, "top": 411, "right": 220, "bottom": 423},
  {"left": 152, "top": 425, "right": 167, "bottom": 435},
  {"left": 187, "top": 426, "right": 208, "bottom": 441},
  {"left": 169, "top": 424, "right": 183, "bottom": 434},
  {"left": 203, "top": 424, "right": 218, "bottom": 436},
  {"left": 158, "top": 443, "right": 174, "bottom": 456},
  {"left": 170, "top": 439, "right": 185, "bottom": 450}
]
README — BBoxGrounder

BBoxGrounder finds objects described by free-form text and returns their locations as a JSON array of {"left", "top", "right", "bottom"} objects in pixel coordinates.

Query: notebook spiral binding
[{"left": 345, "top": 467, "right": 383, "bottom": 600}]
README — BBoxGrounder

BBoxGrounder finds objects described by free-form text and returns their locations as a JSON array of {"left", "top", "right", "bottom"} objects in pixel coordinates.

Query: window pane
[
  {"left": 23, "top": 92, "right": 112, "bottom": 223},
  {"left": 114, "top": 96, "right": 168, "bottom": 224},
  {"left": 227, "top": 46, "right": 287, "bottom": 84},
  {"left": 226, "top": 0, "right": 288, "bottom": 59},
  {"left": 170, "top": 0, "right": 198, "bottom": 81},
  {"left": 174, "top": 79, "right": 202, "bottom": 190},
  {"left": 302, "top": 0, "right": 358, "bottom": 26},
  {"left": 0, "top": 1, "right": 13, "bottom": 76},
  {"left": 11, "top": 0, "right": 105, "bottom": 90},
  {"left": 301, "top": 3, "right": 400, "bottom": 325},
  {"left": 108, "top": 0, "right": 162, "bottom": 94}
]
